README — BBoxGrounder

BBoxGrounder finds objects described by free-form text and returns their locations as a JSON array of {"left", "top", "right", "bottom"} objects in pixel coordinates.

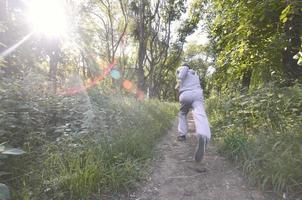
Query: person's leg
[
  {"left": 177, "top": 101, "right": 190, "bottom": 140},
  {"left": 192, "top": 100, "right": 211, "bottom": 140},
  {"left": 192, "top": 99, "right": 211, "bottom": 162}
]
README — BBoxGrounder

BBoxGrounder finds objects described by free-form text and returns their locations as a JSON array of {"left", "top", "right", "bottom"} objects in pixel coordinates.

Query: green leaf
[
  {"left": 282, "top": 17, "right": 288, "bottom": 23},
  {"left": 280, "top": 5, "right": 292, "bottom": 24},
  {"left": 298, "top": 58, "right": 302, "bottom": 66},
  {"left": 0, "top": 183, "right": 10, "bottom": 200}
]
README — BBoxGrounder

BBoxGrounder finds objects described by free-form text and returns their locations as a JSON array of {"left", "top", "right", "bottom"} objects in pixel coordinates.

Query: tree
[
  {"left": 206, "top": 0, "right": 302, "bottom": 93},
  {"left": 183, "top": 43, "right": 211, "bottom": 89},
  {"left": 281, "top": 0, "right": 302, "bottom": 81},
  {"left": 130, "top": 0, "right": 204, "bottom": 99}
]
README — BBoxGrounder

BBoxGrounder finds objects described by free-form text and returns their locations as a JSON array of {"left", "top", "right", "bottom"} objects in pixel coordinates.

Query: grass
[
  {"left": 207, "top": 84, "right": 302, "bottom": 197},
  {"left": 6, "top": 91, "right": 178, "bottom": 200}
]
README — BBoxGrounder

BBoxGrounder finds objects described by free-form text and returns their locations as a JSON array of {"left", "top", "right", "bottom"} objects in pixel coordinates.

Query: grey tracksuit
[{"left": 176, "top": 66, "right": 211, "bottom": 139}]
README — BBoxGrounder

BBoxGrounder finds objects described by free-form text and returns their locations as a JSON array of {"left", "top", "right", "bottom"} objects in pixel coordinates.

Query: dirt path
[{"left": 130, "top": 115, "right": 274, "bottom": 200}]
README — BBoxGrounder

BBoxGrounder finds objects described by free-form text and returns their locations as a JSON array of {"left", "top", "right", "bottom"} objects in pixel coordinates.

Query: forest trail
[{"left": 129, "top": 113, "right": 274, "bottom": 200}]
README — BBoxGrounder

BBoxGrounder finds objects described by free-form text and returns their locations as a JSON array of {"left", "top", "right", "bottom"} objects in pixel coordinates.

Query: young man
[{"left": 175, "top": 64, "right": 211, "bottom": 162}]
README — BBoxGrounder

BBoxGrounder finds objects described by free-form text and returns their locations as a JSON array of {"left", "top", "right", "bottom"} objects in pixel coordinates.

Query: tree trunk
[
  {"left": 48, "top": 39, "right": 60, "bottom": 93},
  {"left": 136, "top": 0, "right": 147, "bottom": 93},
  {"left": 241, "top": 69, "right": 252, "bottom": 90},
  {"left": 49, "top": 52, "right": 59, "bottom": 93}
]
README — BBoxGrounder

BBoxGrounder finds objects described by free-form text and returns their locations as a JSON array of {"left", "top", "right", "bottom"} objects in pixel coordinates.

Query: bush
[
  {"left": 3, "top": 85, "right": 177, "bottom": 199},
  {"left": 0, "top": 67, "right": 178, "bottom": 199},
  {"left": 207, "top": 84, "right": 302, "bottom": 195}
]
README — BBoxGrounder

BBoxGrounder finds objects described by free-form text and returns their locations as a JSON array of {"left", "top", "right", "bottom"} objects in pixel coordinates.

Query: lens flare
[
  {"left": 136, "top": 89, "right": 145, "bottom": 100},
  {"left": 110, "top": 69, "right": 121, "bottom": 80},
  {"left": 122, "top": 80, "right": 133, "bottom": 91},
  {"left": 58, "top": 61, "right": 116, "bottom": 95},
  {"left": 0, "top": 32, "right": 34, "bottom": 58}
]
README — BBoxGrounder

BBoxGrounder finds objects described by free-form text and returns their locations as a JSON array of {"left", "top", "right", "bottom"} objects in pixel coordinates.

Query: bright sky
[
  {"left": 171, "top": 0, "right": 209, "bottom": 49},
  {"left": 186, "top": 21, "right": 209, "bottom": 45},
  {"left": 171, "top": 20, "right": 208, "bottom": 48}
]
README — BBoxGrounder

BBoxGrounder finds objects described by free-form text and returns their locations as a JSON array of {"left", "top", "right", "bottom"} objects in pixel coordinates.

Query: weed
[
  {"left": 7, "top": 93, "right": 177, "bottom": 199},
  {"left": 207, "top": 85, "right": 302, "bottom": 196}
]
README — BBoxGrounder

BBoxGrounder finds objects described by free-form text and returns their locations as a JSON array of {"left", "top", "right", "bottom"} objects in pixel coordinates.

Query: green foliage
[
  {"left": 178, "top": 0, "right": 204, "bottom": 43},
  {"left": 293, "top": 51, "right": 302, "bottom": 66},
  {"left": 0, "top": 143, "right": 25, "bottom": 200},
  {"left": 207, "top": 85, "right": 302, "bottom": 195},
  {"left": 5, "top": 89, "right": 177, "bottom": 199},
  {"left": 129, "top": 0, "right": 188, "bottom": 99},
  {"left": 206, "top": 0, "right": 302, "bottom": 91},
  {"left": 1, "top": 0, "right": 187, "bottom": 198},
  {"left": 205, "top": 2, "right": 302, "bottom": 195},
  {"left": 183, "top": 43, "right": 211, "bottom": 93}
]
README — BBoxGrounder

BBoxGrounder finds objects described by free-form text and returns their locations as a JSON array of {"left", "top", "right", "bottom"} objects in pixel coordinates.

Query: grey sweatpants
[{"left": 178, "top": 90, "right": 211, "bottom": 140}]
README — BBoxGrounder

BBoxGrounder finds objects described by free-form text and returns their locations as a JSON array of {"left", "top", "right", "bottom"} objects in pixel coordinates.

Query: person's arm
[{"left": 175, "top": 80, "right": 180, "bottom": 90}]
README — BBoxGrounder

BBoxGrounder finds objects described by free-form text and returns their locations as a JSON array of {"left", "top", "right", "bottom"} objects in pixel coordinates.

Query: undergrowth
[
  {"left": 3, "top": 88, "right": 177, "bottom": 200},
  {"left": 207, "top": 84, "right": 302, "bottom": 197}
]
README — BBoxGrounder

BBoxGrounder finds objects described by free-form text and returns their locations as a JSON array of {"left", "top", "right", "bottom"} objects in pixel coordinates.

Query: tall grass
[
  {"left": 7, "top": 90, "right": 178, "bottom": 199},
  {"left": 207, "top": 84, "right": 302, "bottom": 196}
]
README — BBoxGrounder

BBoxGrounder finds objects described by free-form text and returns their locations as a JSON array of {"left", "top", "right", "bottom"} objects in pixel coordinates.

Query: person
[{"left": 175, "top": 64, "right": 211, "bottom": 162}]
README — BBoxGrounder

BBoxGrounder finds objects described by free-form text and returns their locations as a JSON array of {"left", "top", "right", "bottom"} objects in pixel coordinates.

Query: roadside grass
[
  {"left": 207, "top": 85, "right": 302, "bottom": 197},
  {"left": 7, "top": 91, "right": 178, "bottom": 200}
]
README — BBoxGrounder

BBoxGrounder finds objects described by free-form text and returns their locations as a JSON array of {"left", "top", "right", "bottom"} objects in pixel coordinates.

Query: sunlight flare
[
  {"left": 27, "top": 0, "right": 68, "bottom": 37},
  {"left": 0, "top": 32, "right": 34, "bottom": 58}
]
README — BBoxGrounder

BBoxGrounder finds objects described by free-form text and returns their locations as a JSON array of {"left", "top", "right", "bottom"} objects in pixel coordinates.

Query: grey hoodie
[{"left": 176, "top": 66, "right": 202, "bottom": 94}]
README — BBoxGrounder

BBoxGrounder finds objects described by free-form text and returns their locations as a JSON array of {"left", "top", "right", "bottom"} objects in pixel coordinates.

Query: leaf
[
  {"left": 281, "top": 17, "right": 288, "bottom": 23},
  {"left": 298, "top": 58, "right": 302, "bottom": 66},
  {"left": 2, "top": 148, "right": 26, "bottom": 155},
  {"left": 0, "top": 183, "right": 10, "bottom": 200},
  {"left": 280, "top": 5, "right": 292, "bottom": 24},
  {"left": 293, "top": 54, "right": 299, "bottom": 60}
]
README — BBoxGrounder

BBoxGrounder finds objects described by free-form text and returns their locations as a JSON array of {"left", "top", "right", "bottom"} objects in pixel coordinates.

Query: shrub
[
  {"left": 4, "top": 87, "right": 177, "bottom": 199},
  {"left": 207, "top": 84, "right": 302, "bottom": 195}
]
